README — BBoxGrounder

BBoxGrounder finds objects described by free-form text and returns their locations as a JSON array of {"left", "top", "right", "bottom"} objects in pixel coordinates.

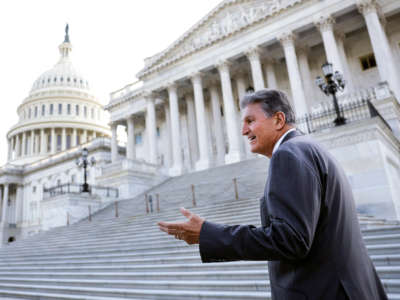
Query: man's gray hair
[{"left": 240, "top": 89, "right": 296, "bottom": 124}]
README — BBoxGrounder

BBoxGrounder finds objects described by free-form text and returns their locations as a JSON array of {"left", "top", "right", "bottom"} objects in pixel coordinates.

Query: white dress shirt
[{"left": 272, "top": 128, "right": 296, "bottom": 155}]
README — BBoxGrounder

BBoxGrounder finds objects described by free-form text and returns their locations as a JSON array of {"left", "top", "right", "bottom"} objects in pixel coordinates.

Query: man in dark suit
[{"left": 158, "top": 89, "right": 388, "bottom": 300}]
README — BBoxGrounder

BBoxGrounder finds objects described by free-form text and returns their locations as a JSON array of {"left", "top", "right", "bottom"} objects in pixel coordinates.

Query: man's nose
[{"left": 242, "top": 123, "right": 249, "bottom": 136}]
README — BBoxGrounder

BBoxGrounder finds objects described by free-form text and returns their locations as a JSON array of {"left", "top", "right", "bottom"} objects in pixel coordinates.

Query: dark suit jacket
[{"left": 199, "top": 130, "right": 388, "bottom": 300}]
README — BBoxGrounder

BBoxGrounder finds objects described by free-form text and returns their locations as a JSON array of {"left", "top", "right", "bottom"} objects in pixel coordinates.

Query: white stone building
[
  {"left": 106, "top": 0, "right": 400, "bottom": 218},
  {"left": 0, "top": 28, "right": 111, "bottom": 244}
]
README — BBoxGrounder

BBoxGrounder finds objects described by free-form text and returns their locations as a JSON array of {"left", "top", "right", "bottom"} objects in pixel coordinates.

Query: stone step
[
  {"left": 0, "top": 265, "right": 396, "bottom": 281},
  {"left": 0, "top": 277, "right": 268, "bottom": 292},
  {"left": 0, "top": 283, "right": 270, "bottom": 300}
]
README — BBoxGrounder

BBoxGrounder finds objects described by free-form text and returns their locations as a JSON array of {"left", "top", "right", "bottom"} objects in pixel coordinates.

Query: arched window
[
  {"left": 76, "top": 105, "right": 79, "bottom": 116},
  {"left": 58, "top": 103, "right": 62, "bottom": 114},
  {"left": 50, "top": 104, "right": 54, "bottom": 115},
  {"left": 35, "top": 106, "right": 38, "bottom": 117},
  {"left": 67, "top": 104, "right": 71, "bottom": 115},
  {"left": 91, "top": 108, "right": 94, "bottom": 119},
  {"left": 42, "top": 105, "right": 45, "bottom": 116},
  {"left": 84, "top": 106, "right": 87, "bottom": 118}
]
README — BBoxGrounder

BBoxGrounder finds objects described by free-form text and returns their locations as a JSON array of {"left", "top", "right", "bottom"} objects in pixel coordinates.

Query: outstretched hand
[{"left": 158, "top": 207, "right": 205, "bottom": 245}]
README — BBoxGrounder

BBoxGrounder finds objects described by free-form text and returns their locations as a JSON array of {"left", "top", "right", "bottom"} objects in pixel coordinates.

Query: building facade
[
  {"left": 106, "top": 0, "right": 400, "bottom": 217},
  {"left": 0, "top": 28, "right": 111, "bottom": 244}
]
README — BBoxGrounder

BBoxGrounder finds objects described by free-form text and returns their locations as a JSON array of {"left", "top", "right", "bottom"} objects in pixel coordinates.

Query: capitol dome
[
  {"left": 6, "top": 25, "right": 110, "bottom": 165},
  {"left": 30, "top": 26, "right": 90, "bottom": 95}
]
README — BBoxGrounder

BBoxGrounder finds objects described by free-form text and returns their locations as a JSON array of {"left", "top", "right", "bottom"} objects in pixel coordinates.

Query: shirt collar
[{"left": 272, "top": 128, "right": 296, "bottom": 154}]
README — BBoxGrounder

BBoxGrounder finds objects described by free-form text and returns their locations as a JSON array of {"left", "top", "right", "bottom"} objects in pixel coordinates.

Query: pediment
[{"left": 138, "top": 0, "right": 303, "bottom": 78}]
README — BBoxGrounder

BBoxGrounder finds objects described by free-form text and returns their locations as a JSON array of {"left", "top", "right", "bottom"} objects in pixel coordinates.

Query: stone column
[
  {"left": 21, "top": 132, "right": 26, "bottom": 156},
  {"left": 185, "top": 94, "right": 199, "bottom": 168},
  {"left": 210, "top": 84, "right": 225, "bottom": 165},
  {"left": 191, "top": 72, "right": 211, "bottom": 170},
  {"left": 7, "top": 139, "right": 11, "bottom": 161},
  {"left": 30, "top": 131, "right": 35, "bottom": 155},
  {"left": 15, "top": 185, "right": 22, "bottom": 224},
  {"left": 126, "top": 116, "right": 136, "bottom": 160},
  {"left": 164, "top": 104, "right": 173, "bottom": 168},
  {"left": 264, "top": 58, "right": 278, "bottom": 89},
  {"left": 1, "top": 184, "right": 8, "bottom": 224},
  {"left": 235, "top": 73, "right": 247, "bottom": 104},
  {"left": 246, "top": 47, "right": 265, "bottom": 91},
  {"left": 16, "top": 134, "right": 21, "bottom": 158},
  {"left": 336, "top": 32, "right": 355, "bottom": 91},
  {"left": 61, "top": 128, "right": 66, "bottom": 151},
  {"left": 235, "top": 74, "right": 252, "bottom": 157},
  {"left": 357, "top": 0, "right": 400, "bottom": 99},
  {"left": 167, "top": 83, "right": 183, "bottom": 175},
  {"left": 72, "top": 128, "right": 77, "bottom": 147},
  {"left": 217, "top": 60, "right": 243, "bottom": 164},
  {"left": 110, "top": 123, "right": 118, "bottom": 163},
  {"left": 314, "top": 15, "right": 345, "bottom": 80},
  {"left": 297, "top": 46, "right": 316, "bottom": 109},
  {"left": 51, "top": 128, "right": 56, "bottom": 154},
  {"left": 279, "top": 32, "right": 308, "bottom": 117},
  {"left": 145, "top": 95, "right": 158, "bottom": 164},
  {"left": 40, "top": 129, "right": 46, "bottom": 154}
]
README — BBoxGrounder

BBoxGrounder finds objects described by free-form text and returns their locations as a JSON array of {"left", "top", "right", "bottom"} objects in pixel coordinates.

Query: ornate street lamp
[
  {"left": 75, "top": 148, "right": 96, "bottom": 193},
  {"left": 315, "top": 62, "right": 346, "bottom": 126}
]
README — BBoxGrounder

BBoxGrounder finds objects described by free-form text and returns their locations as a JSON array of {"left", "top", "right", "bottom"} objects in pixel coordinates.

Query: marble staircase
[{"left": 0, "top": 157, "right": 399, "bottom": 299}]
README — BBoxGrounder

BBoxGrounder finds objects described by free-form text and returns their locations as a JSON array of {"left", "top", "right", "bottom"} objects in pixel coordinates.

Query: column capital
[
  {"left": 165, "top": 81, "right": 177, "bottom": 91},
  {"left": 357, "top": 0, "right": 380, "bottom": 15},
  {"left": 314, "top": 14, "right": 335, "bottom": 33},
  {"left": 278, "top": 31, "right": 296, "bottom": 48},
  {"left": 296, "top": 44, "right": 310, "bottom": 56},
  {"left": 143, "top": 90, "right": 155, "bottom": 100},
  {"left": 216, "top": 60, "right": 232, "bottom": 74},
  {"left": 245, "top": 46, "right": 262, "bottom": 62},
  {"left": 190, "top": 71, "right": 203, "bottom": 84}
]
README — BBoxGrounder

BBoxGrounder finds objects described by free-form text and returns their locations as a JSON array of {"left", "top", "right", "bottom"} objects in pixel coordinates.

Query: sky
[{"left": 0, "top": 0, "right": 222, "bottom": 165}]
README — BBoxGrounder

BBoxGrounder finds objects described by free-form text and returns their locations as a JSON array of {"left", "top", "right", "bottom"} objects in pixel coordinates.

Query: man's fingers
[
  {"left": 158, "top": 221, "right": 184, "bottom": 230},
  {"left": 180, "top": 207, "right": 192, "bottom": 219}
]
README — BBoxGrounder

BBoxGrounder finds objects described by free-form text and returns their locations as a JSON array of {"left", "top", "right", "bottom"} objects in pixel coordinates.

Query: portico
[{"left": 106, "top": 0, "right": 400, "bottom": 177}]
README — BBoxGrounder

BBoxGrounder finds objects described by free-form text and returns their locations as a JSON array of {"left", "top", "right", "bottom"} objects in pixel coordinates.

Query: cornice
[{"left": 137, "top": 0, "right": 305, "bottom": 79}]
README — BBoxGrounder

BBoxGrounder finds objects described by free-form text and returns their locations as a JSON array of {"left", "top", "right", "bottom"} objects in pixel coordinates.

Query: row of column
[
  {"left": 110, "top": 0, "right": 400, "bottom": 175},
  {"left": 9, "top": 128, "right": 99, "bottom": 160},
  {"left": 0, "top": 184, "right": 23, "bottom": 225}
]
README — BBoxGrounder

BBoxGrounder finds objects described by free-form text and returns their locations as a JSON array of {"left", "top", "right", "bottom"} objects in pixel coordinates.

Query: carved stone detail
[
  {"left": 278, "top": 31, "right": 296, "bottom": 48},
  {"left": 357, "top": 0, "right": 379, "bottom": 15},
  {"left": 314, "top": 14, "right": 335, "bottom": 33},
  {"left": 245, "top": 46, "right": 261, "bottom": 62}
]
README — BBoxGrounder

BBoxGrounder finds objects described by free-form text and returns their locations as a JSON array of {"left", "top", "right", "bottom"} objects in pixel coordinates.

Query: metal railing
[
  {"left": 43, "top": 183, "right": 119, "bottom": 199},
  {"left": 297, "top": 98, "right": 391, "bottom": 134}
]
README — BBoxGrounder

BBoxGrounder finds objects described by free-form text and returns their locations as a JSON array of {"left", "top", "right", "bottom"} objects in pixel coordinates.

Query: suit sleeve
[{"left": 199, "top": 149, "right": 321, "bottom": 262}]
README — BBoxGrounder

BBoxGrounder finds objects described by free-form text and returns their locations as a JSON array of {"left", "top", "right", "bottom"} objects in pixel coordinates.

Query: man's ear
[{"left": 274, "top": 112, "right": 286, "bottom": 129}]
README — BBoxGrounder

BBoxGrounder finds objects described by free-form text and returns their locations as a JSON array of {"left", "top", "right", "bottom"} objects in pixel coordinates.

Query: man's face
[{"left": 241, "top": 103, "right": 281, "bottom": 158}]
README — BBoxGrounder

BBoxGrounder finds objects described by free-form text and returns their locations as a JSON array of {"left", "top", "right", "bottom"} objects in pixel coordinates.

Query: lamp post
[
  {"left": 315, "top": 62, "right": 346, "bottom": 126},
  {"left": 76, "top": 148, "right": 96, "bottom": 193}
]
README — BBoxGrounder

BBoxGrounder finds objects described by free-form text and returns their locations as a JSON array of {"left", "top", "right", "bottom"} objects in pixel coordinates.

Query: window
[
  {"left": 76, "top": 105, "right": 79, "bottom": 116},
  {"left": 91, "top": 108, "right": 94, "bottom": 119},
  {"left": 84, "top": 106, "right": 87, "bottom": 118},
  {"left": 57, "top": 135, "right": 61, "bottom": 151},
  {"left": 76, "top": 135, "right": 80, "bottom": 146},
  {"left": 58, "top": 103, "right": 62, "bottom": 114},
  {"left": 67, "top": 104, "right": 71, "bottom": 115},
  {"left": 42, "top": 105, "right": 45, "bottom": 116},
  {"left": 28, "top": 108, "right": 31, "bottom": 119},
  {"left": 57, "top": 179, "right": 61, "bottom": 186},
  {"left": 71, "top": 174, "right": 76, "bottom": 183},
  {"left": 35, "top": 106, "right": 38, "bottom": 117},
  {"left": 66, "top": 135, "right": 71, "bottom": 149},
  {"left": 50, "top": 104, "right": 54, "bottom": 115},
  {"left": 156, "top": 127, "right": 160, "bottom": 137},
  {"left": 135, "top": 133, "right": 142, "bottom": 145},
  {"left": 32, "top": 186, "right": 37, "bottom": 193},
  {"left": 360, "top": 53, "right": 377, "bottom": 71}
]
